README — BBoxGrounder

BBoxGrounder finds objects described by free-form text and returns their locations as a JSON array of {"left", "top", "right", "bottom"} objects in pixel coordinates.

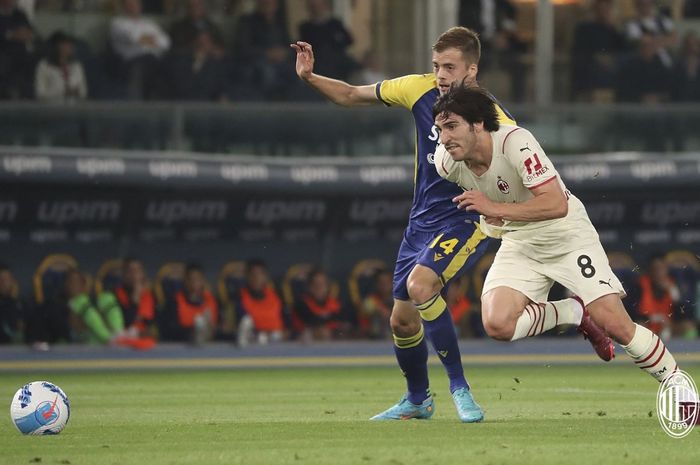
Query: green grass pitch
[{"left": 1, "top": 364, "right": 699, "bottom": 465}]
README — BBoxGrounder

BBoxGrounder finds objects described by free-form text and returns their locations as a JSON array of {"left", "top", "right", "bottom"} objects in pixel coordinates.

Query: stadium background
[{"left": 0, "top": 0, "right": 699, "bottom": 463}]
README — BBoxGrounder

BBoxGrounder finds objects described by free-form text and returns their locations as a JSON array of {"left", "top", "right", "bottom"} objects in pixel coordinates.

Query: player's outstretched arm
[
  {"left": 291, "top": 41, "right": 378, "bottom": 107},
  {"left": 453, "top": 179, "right": 568, "bottom": 222}
]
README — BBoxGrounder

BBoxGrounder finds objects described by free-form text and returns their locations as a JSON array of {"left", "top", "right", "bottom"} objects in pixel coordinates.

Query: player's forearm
[
  {"left": 495, "top": 193, "right": 568, "bottom": 222},
  {"left": 304, "top": 73, "right": 373, "bottom": 107}
]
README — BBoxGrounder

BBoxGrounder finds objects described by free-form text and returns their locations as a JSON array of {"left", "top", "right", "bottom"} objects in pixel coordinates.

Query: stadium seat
[
  {"left": 33, "top": 254, "right": 79, "bottom": 305},
  {"left": 665, "top": 250, "right": 700, "bottom": 313},
  {"left": 153, "top": 261, "right": 186, "bottom": 341},
  {"left": 346, "top": 259, "right": 388, "bottom": 313},
  {"left": 347, "top": 259, "right": 388, "bottom": 333},
  {"left": 94, "top": 259, "right": 124, "bottom": 295},
  {"left": 217, "top": 260, "right": 246, "bottom": 335}
]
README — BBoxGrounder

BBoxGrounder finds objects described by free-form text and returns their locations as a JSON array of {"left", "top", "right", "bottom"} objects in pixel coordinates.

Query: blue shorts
[{"left": 392, "top": 220, "right": 490, "bottom": 301}]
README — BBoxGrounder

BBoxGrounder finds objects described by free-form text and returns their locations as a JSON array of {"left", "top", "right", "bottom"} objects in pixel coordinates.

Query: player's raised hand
[
  {"left": 453, "top": 191, "right": 502, "bottom": 218},
  {"left": 291, "top": 41, "right": 315, "bottom": 80}
]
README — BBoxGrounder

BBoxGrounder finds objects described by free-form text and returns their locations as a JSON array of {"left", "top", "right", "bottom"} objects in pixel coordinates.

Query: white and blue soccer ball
[{"left": 10, "top": 381, "right": 70, "bottom": 435}]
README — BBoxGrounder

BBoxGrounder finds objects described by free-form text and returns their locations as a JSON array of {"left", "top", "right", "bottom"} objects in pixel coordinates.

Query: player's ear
[{"left": 467, "top": 63, "right": 478, "bottom": 82}]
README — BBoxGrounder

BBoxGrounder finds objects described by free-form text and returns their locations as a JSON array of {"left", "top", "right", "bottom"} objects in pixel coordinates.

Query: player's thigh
[
  {"left": 482, "top": 241, "right": 553, "bottom": 309},
  {"left": 548, "top": 242, "right": 626, "bottom": 306},
  {"left": 414, "top": 221, "right": 491, "bottom": 290},
  {"left": 392, "top": 227, "right": 433, "bottom": 301}
]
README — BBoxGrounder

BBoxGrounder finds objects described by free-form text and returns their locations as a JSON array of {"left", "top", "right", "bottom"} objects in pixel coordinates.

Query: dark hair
[
  {"left": 432, "top": 27, "right": 481, "bottom": 65},
  {"left": 307, "top": 267, "right": 327, "bottom": 283},
  {"left": 433, "top": 85, "right": 500, "bottom": 132},
  {"left": 47, "top": 31, "right": 74, "bottom": 66},
  {"left": 245, "top": 259, "right": 267, "bottom": 273},
  {"left": 185, "top": 262, "right": 203, "bottom": 275},
  {"left": 122, "top": 257, "right": 142, "bottom": 269},
  {"left": 647, "top": 253, "right": 667, "bottom": 267}
]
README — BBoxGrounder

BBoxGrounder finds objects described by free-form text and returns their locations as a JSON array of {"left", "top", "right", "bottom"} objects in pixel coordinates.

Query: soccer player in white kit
[{"left": 433, "top": 86, "right": 678, "bottom": 383}]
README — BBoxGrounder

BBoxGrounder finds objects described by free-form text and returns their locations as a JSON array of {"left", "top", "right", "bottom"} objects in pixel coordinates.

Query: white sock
[
  {"left": 623, "top": 324, "right": 678, "bottom": 382},
  {"left": 510, "top": 298, "right": 583, "bottom": 341}
]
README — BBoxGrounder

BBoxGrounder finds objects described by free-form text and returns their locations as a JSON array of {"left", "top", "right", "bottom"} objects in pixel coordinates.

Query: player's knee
[
  {"left": 406, "top": 275, "right": 441, "bottom": 305},
  {"left": 482, "top": 312, "right": 515, "bottom": 341},
  {"left": 390, "top": 312, "right": 421, "bottom": 338}
]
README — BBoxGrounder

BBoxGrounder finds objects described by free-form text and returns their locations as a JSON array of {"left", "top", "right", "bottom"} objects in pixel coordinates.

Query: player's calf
[{"left": 623, "top": 323, "right": 678, "bottom": 382}]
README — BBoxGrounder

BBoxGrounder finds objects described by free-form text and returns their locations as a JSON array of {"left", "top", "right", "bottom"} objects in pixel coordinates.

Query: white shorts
[{"left": 482, "top": 239, "right": 626, "bottom": 305}]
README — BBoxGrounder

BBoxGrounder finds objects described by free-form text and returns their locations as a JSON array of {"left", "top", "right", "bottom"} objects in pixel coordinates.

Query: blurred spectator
[
  {"left": 233, "top": 0, "right": 296, "bottom": 100},
  {"left": 444, "top": 275, "right": 474, "bottom": 338},
  {"left": 298, "top": 0, "right": 356, "bottom": 80},
  {"left": 0, "top": 263, "right": 23, "bottom": 344},
  {"left": 638, "top": 254, "right": 680, "bottom": 340},
  {"left": 0, "top": 0, "right": 39, "bottom": 99},
  {"left": 110, "top": 258, "right": 156, "bottom": 337},
  {"left": 34, "top": 31, "right": 87, "bottom": 101},
  {"left": 236, "top": 259, "right": 284, "bottom": 346},
  {"left": 617, "top": 32, "right": 672, "bottom": 103},
  {"left": 294, "top": 268, "right": 341, "bottom": 341},
  {"left": 110, "top": 0, "right": 170, "bottom": 99},
  {"left": 166, "top": 30, "right": 227, "bottom": 100},
  {"left": 458, "top": 0, "right": 527, "bottom": 102},
  {"left": 624, "top": 0, "right": 676, "bottom": 69},
  {"left": 359, "top": 269, "right": 392, "bottom": 339},
  {"left": 616, "top": 33, "right": 671, "bottom": 150},
  {"left": 169, "top": 0, "right": 223, "bottom": 51},
  {"left": 65, "top": 269, "right": 125, "bottom": 344},
  {"left": 349, "top": 49, "right": 387, "bottom": 85},
  {"left": 672, "top": 32, "right": 700, "bottom": 102},
  {"left": 173, "top": 263, "right": 218, "bottom": 344},
  {"left": 570, "top": 0, "right": 626, "bottom": 102}
]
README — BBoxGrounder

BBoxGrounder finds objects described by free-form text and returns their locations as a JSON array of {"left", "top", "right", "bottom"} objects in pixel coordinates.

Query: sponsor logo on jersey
[
  {"left": 657, "top": 370, "right": 699, "bottom": 438},
  {"left": 519, "top": 143, "right": 531, "bottom": 152},
  {"left": 497, "top": 177, "right": 510, "bottom": 194},
  {"left": 598, "top": 279, "right": 613, "bottom": 288},
  {"left": 437, "top": 350, "right": 448, "bottom": 357},
  {"left": 433, "top": 253, "right": 444, "bottom": 261},
  {"left": 427, "top": 153, "right": 435, "bottom": 165}
]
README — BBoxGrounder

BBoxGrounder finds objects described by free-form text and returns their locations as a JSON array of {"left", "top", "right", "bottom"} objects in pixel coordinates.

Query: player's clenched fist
[
  {"left": 453, "top": 190, "right": 501, "bottom": 218},
  {"left": 291, "top": 41, "right": 315, "bottom": 80}
]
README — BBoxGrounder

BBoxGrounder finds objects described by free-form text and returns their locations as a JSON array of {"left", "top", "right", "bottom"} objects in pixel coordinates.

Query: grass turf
[{"left": 1, "top": 364, "right": 699, "bottom": 465}]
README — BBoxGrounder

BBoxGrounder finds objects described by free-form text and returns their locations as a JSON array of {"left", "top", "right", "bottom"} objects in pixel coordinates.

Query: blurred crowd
[
  {"left": 1, "top": 0, "right": 699, "bottom": 104},
  {"left": 0, "top": 0, "right": 366, "bottom": 102},
  {"left": 0, "top": 250, "right": 698, "bottom": 350}
]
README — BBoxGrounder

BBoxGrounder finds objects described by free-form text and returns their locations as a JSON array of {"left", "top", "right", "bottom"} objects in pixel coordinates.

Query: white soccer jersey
[{"left": 434, "top": 124, "right": 600, "bottom": 256}]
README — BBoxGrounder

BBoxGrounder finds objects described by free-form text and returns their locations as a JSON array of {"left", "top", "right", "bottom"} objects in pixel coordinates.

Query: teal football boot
[
  {"left": 370, "top": 395, "right": 434, "bottom": 420},
  {"left": 452, "top": 387, "right": 484, "bottom": 423}
]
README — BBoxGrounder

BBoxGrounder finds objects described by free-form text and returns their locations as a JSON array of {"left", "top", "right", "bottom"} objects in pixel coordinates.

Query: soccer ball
[{"left": 10, "top": 381, "right": 70, "bottom": 435}]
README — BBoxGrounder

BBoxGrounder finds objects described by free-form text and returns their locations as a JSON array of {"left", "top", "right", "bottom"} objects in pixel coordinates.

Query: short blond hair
[{"left": 432, "top": 27, "right": 481, "bottom": 65}]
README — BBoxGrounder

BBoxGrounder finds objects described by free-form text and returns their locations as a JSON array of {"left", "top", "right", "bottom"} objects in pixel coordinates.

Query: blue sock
[
  {"left": 418, "top": 294, "right": 469, "bottom": 393},
  {"left": 393, "top": 326, "right": 429, "bottom": 404}
]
